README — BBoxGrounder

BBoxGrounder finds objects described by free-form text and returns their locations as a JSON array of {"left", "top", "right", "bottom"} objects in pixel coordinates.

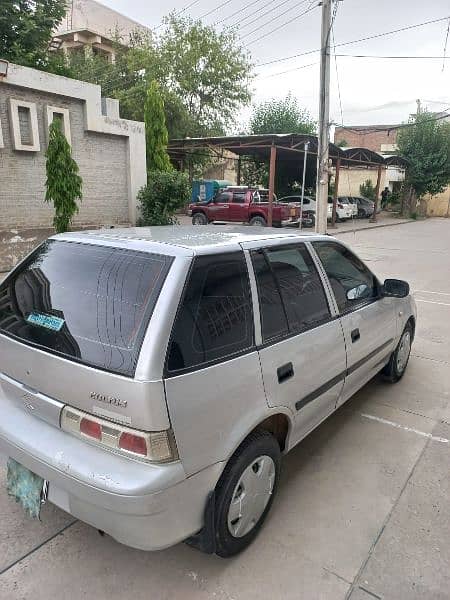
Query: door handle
[
  {"left": 277, "top": 362, "right": 294, "bottom": 383},
  {"left": 351, "top": 328, "right": 360, "bottom": 343}
]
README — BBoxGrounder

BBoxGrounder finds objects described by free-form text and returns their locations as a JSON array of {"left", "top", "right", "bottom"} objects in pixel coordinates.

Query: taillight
[
  {"left": 61, "top": 406, "right": 178, "bottom": 463},
  {"left": 119, "top": 432, "right": 147, "bottom": 456},
  {"left": 80, "top": 417, "right": 101, "bottom": 440}
]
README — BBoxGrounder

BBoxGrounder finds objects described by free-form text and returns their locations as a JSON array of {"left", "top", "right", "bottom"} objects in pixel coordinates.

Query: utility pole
[{"left": 315, "top": 0, "right": 332, "bottom": 234}]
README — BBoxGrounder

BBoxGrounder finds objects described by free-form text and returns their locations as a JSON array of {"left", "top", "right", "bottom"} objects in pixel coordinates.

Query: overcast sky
[{"left": 101, "top": 0, "right": 450, "bottom": 129}]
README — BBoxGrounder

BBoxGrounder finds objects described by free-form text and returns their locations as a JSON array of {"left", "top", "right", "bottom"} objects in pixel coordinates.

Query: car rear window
[{"left": 0, "top": 240, "right": 173, "bottom": 377}]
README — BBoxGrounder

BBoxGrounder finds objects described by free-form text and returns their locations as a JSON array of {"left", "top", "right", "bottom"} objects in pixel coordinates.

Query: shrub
[
  {"left": 138, "top": 170, "right": 190, "bottom": 226},
  {"left": 359, "top": 179, "right": 376, "bottom": 201},
  {"left": 45, "top": 119, "right": 82, "bottom": 233}
]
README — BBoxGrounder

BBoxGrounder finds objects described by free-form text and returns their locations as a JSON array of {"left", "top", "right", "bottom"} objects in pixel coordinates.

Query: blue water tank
[{"left": 191, "top": 180, "right": 232, "bottom": 202}]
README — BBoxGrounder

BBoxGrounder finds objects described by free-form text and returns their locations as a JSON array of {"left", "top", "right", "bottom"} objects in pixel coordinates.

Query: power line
[
  {"left": 152, "top": 0, "right": 205, "bottom": 31},
  {"left": 197, "top": 0, "right": 236, "bottom": 21},
  {"left": 442, "top": 17, "right": 450, "bottom": 71},
  {"left": 257, "top": 15, "right": 450, "bottom": 67},
  {"left": 245, "top": 1, "right": 319, "bottom": 46},
  {"left": 213, "top": 0, "right": 268, "bottom": 26},
  {"left": 228, "top": 0, "right": 283, "bottom": 29},
  {"left": 336, "top": 54, "right": 450, "bottom": 59},
  {"left": 255, "top": 60, "right": 319, "bottom": 78},
  {"left": 238, "top": 0, "right": 307, "bottom": 32}
]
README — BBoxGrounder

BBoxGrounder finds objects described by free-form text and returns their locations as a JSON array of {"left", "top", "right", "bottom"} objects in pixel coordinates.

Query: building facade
[
  {"left": 0, "top": 62, "right": 146, "bottom": 271},
  {"left": 53, "top": 0, "right": 150, "bottom": 62}
]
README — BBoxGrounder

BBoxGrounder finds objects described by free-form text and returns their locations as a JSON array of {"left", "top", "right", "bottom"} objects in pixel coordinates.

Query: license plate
[
  {"left": 290, "top": 208, "right": 296, "bottom": 216},
  {"left": 6, "top": 458, "right": 47, "bottom": 519},
  {"left": 27, "top": 312, "right": 65, "bottom": 332}
]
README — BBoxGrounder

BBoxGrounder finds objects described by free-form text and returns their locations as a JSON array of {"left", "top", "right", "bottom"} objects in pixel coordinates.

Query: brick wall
[
  {"left": 0, "top": 83, "right": 129, "bottom": 230},
  {"left": 334, "top": 127, "right": 399, "bottom": 152}
]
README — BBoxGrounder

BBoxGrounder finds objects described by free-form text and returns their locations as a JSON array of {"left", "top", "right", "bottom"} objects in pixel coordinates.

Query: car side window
[
  {"left": 215, "top": 192, "right": 232, "bottom": 203},
  {"left": 313, "top": 241, "right": 379, "bottom": 313},
  {"left": 232, "top": 192, "right": 246, "bottom": 203},
  {"left": 251, "top": 245, "right": 331, "bottom": 343},
  {"left": 167, "top": 252, "right": 254, "bottom": 374}
]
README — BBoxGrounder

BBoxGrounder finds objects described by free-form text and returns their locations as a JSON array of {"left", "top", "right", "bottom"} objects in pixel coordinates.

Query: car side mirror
[
  {"left": 383, "top": 278, "right": 410, "bottom": 298},
  {"left": 346, "top": 284, "right": 370, "bottom": 301}
]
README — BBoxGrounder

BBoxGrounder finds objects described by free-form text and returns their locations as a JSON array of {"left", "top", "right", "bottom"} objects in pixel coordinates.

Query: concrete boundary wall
[{"left": 1, "top": 63, "right": 146, "bottom": 225}]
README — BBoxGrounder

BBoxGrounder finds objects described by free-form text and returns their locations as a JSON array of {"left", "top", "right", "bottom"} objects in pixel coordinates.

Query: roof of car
[{"left": 55, "top": 225, "right": 330, "bottom": 255}]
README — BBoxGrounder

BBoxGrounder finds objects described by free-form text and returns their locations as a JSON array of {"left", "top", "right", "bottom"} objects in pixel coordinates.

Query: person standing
[{"left": 381, "top": 187, "right": 390, "bottom": 209}]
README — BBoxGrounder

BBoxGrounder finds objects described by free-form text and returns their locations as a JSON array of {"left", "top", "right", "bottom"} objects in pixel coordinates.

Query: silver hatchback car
[{"left": 0, "top": 227, "right": 416, "bottom": 557}]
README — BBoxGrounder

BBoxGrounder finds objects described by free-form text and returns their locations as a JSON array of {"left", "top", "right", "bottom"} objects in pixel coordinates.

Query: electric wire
[
  {"left": 442, "top": 17, "right": 450, "bottom": 71},
  {"left": 245, "top": 1, "right": 319, "bottom": 46},
  {"left": 213, "top": 0, "right": 269, "bottom": 26},
  {"left": 238, "top": 0, "right": 309, "bottom": 32},
  {"left": 257, "top": 15, "right": 450, "bottom": 67}
]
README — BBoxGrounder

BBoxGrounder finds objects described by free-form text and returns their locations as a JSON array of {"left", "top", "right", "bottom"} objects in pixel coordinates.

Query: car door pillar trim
[{"left": 242, "top": 247, "right": 262, "bottom": 347}]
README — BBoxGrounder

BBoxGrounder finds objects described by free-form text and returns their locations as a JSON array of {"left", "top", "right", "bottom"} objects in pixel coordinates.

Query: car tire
[
  {"left": 382, "top": 322, "right": 413, "bottom": 383},
  {"left": 214, "top": 430, "right": 281, "bottom": 558},
  {"left": 357, "top": 209, "right": 365, "bottom": 218},
  {"left": 192, "top": 212, "right": 208, "bottom": 225},
  {"left": 249, "top": 215, "right": 267, "bottom": 227}
]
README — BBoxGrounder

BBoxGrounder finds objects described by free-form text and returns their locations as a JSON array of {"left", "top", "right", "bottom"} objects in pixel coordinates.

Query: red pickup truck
[{"left": 189, "top": 187, "right": 301, "bottom": 227}]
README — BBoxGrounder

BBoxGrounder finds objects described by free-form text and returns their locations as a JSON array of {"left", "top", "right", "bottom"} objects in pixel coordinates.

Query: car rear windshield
[{"left": 0, "top": 240, "right": 173, "bottom": 377}]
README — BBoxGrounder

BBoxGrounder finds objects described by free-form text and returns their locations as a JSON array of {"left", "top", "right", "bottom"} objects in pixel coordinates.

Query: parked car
[
  {"left": 278, "top": 195, "right": 316, "bottom": 227},
  {"left": 352, "top": 196, "right": 375, "bottom": 218},
  {"left": 327, "top": 196, "right": 354, "bottom": 221},
  {"left": 189, "top": 187, "right": 300, "bottom": 227},
  {"left": 341, "top": 196, "right": 359, "bottom": 218},
  {"left": 0, "top": 227, "right": 416, "bottom": 557}
]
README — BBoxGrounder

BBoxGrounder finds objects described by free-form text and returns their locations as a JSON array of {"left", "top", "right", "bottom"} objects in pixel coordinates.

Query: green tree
[
  {"left": 45, "top": 119, "right": 82, "bottom": 233},
  {"left": 0, "top": 0, "right": 67, "bottom": 71},
  {"left": 359, "top": 179, "right": 376, "bottom": 201},
  {"left": 249, "top": 94, "right": 316, "bottom": 135},
  {"left": 138, "top": 170, "right": 190, "bottom": 225},
  {"left": 242, "top": 94, "right": 317, "bottom": 195},
  {"left": 66, "top": 15, "right": 252, "bottom": 138},
  {"left": 144, "top": 81, "right": 172, "bottom": 172},
  {"left": 398, "top": 111, "right": 450, "bottom": 201}
]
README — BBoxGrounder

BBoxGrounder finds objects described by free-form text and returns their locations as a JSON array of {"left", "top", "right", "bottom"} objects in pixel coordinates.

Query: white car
[{"left": 327, "top": 197, "right": 354, "bottom": 221}]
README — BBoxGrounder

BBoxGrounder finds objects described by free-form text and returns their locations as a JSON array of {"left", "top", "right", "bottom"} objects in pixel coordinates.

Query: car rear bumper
[{"left": 0, "top": 387, "right": 223, "bottom": 551}]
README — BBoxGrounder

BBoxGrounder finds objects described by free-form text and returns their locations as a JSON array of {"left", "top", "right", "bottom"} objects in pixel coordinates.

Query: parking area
[{"left": 1, "top": 218, "right": 449, "bottom": 600}]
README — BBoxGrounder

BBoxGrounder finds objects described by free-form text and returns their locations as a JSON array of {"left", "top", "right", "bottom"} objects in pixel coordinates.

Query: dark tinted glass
[
  {"left": 0, "top": 241, "right": 172, "bottom": 376},
  {"left": 167, "top": 252, "right": 254, "bottom": 373},
  {"left": 232, "top": 192, "right": 246, "bottom": 203},
  {"left": 265, "top": 246, "right": 330, "bottom": 333},
  {"left": 313, "top": 241, "right": 379, "bottom": 313},
  {"left": 251, "top": 250, "right": 288, "bottom": 342}
]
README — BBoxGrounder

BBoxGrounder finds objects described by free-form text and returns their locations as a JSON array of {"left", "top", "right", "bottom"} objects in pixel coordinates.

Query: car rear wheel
[
  {"left": 357, "top": 208, "right": 365, "bottom": 218},
  {"left": 214, "top": 430, "right": 280, "bottom": 558},
  {"left": 192, "top": 212, "right": 208, "bottom": 225},
  {"left": 382, "top": 322, "right": 413, "bottom": 383},
  {"left": 249, "top": 215, "right": 267, "bottom": 227}
]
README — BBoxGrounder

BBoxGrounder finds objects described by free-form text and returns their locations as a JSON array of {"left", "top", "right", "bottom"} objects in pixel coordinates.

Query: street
[{"left": 1, "top": 218, "right": 450, "bottom": 600}]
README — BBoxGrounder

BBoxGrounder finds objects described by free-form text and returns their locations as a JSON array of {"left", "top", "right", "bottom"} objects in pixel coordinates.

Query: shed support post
[
  {"left": 268, "top": 144, "right": 277, "bottom": 227},
  {"left": 237, "top": 156, "right": 242, "bottom": 185},
  {"left": 331, "top": 158, "right": 340, "bottom": 228},
  {"left": 370, "top": 164, "right": 383, "bottom": 222}
]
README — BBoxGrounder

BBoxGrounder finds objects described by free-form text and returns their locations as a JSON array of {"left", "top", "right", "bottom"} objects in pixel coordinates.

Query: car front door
[
  {"left": 229, "top": 191, "right": 247, "bottom": 222},
  {"left": 245, "top": 241, "right": 347, "bottom": 446},
  {"left": 209, "top": 192, "right": 232, "bottom": 221},
  {"left": 312, "top": 241, "right": 397, "bottom": 405}
]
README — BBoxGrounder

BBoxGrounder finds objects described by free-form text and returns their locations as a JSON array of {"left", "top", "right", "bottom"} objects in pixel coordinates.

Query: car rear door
[
  {"left": 244, "top": 240, "right": 347, "bottom": 447},
  {"left": 312, "top": 240, "right": 397, "bottom": 405}
]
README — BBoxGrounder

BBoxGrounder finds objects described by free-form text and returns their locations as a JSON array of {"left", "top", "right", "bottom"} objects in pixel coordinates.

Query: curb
[{"left": 332, "top": 219, "right": 416, "bottom": 235}]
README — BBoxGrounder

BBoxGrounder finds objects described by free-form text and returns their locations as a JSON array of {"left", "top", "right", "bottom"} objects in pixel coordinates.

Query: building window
[
  {"left": 18, "top": 106, "right": 33, "bottom": 146},
  {"left": 46, "top": 106, "right": 71, "bottom": 147},
  {"left": 8, "top": 99, "right": 40, "bottom": 152}
]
